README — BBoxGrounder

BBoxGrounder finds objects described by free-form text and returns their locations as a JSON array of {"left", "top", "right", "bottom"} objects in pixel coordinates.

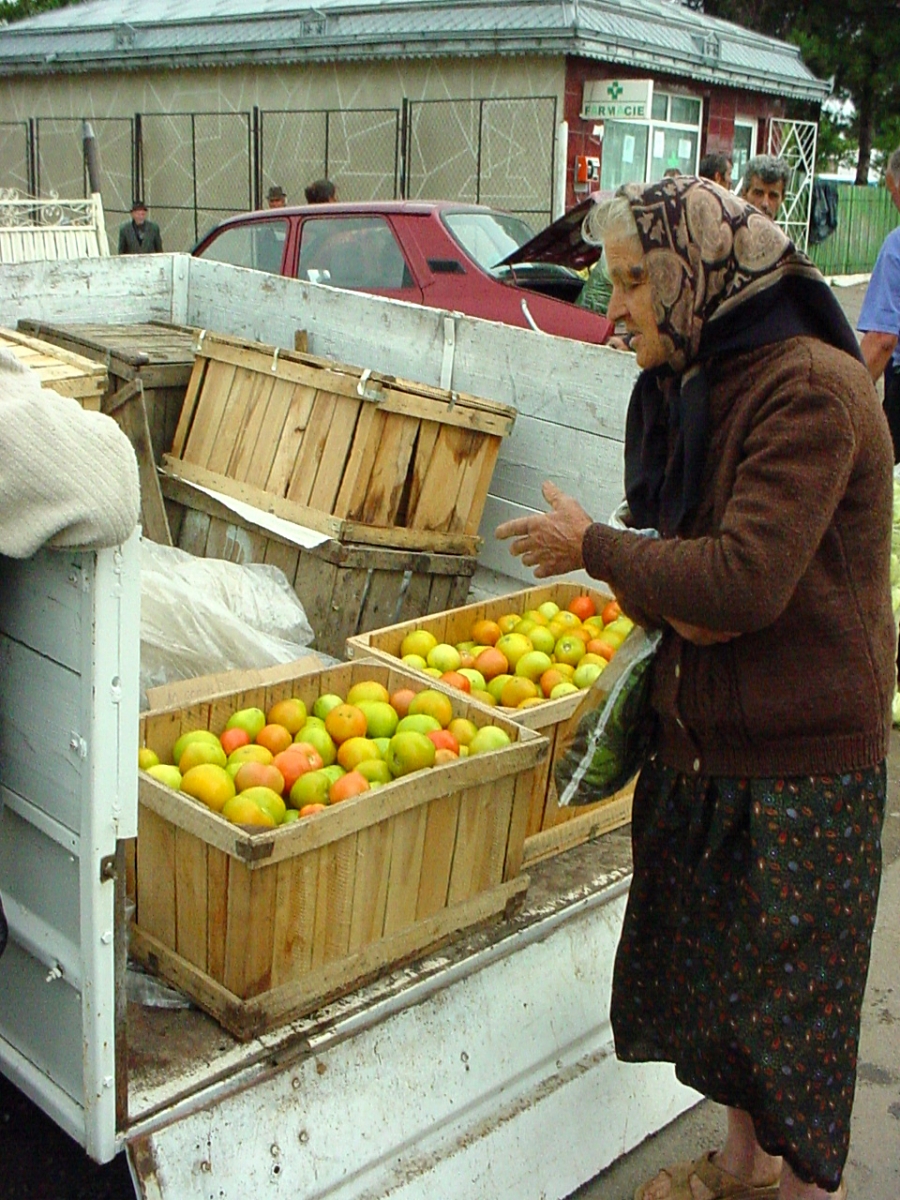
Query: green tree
[
  {"left": 1, "top": 0, "right": 77, "bottom": 20},
  {"left": 685, "top": 2, "right": 900, "bottom": 182}
]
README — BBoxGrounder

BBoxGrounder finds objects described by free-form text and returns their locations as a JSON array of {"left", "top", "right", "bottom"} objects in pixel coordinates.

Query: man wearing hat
[
  {"left": 267, "top": 185, "right": 287, "bottom": 208},
  {"left": 117, "top": 199, "right": 163, "bottom": 254}
]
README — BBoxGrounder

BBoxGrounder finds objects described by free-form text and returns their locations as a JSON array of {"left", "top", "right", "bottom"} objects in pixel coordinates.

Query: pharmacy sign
[{"left": 581, "top": 79, "right": 652, "bottom": 120}]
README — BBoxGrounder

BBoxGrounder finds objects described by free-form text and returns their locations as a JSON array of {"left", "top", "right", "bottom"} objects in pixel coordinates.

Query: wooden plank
[
  {"left": 521, "top": 786, "right": 634, "bottom": 869},
  {"left": 292, "top": 556, "right": 340, "bottom": 653},
  {"left": 170, "top": 358, "right": 207, "bottom": 458},
  {"left": 332, "top": 403, "right": 384, "bottom": 518},
  {"left": 415, "top": 789, "right": 460, "bottom": 920},
  {"left": 307, "top": 394, "right": 364, "bottom": 513},
  {"left": 174, "top": 508, "right": 212, "bottom": 558},
  {"left": 174, "top": 826, "right": 208, "bottom": 972},
  {"left": 206, "top": 368, "right": 269, "bottom": 478},
  {"left": 319, "top": 564, "right": 372, "bottom": 656},
  {"left": 284, "top": 391, "right": 342, "bottom": 507},
  {"left": 129, "top": 876, "right": 529, "bottom": 1041},
  {"left": 107, "top": 380, "right": 172, "bottom": 545},
  {"left": 311, "top": 835, "right": 357, "bottom": 967},
  {"left": 270, "top": 850, "right": 319, "bottom": 987},
  {"left": 206, "top": 846, "right": 229, "bottom": 981},
  {"left": 357, "top": 411, "right": 419, "bottom": 526},
  {"left": 404, "top": 420, "right": 441, "bottom": 521},
  {"left": 381, "top": 804, "right": 428, "bottom": 936},
  {"left": 408, "top": 425, "right": 478, "bottom": 532},
  {"left": 262, "top": 536, "right": 301, "bottom": 586},
  {"left": 180, "top": 360, "right": 238, "bottom": 468},
  {"left": 454, "top": 433, "right": 500, "bottom": 536},
  {"left": 347, "top": 818, "right": 393, "bottom": 952},
  {"left": 265, "top": 381, "right": 317, "bottom": 497},
  {"left": 136, "top": 805, "right": 176, "bottom": 946},
  {"left": 163, "top": 456, "right": 481, "bottom": 554}
]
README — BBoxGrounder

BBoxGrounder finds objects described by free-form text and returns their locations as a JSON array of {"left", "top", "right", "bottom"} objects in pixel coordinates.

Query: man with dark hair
[
  {"left": 117, "top": 199, "right": 163, "bottom": 254},
  {"left": 698, "top": 151, "right": 733, "bottom": 189},
  {"left": 858, "top": 145, "right": 900, "bottom": 461},
  {"left": 304, "top": 178, "right": 337, "bottom": 204},
  {"left": 739, "top": 154, "right": 791, "bottom": 220}
]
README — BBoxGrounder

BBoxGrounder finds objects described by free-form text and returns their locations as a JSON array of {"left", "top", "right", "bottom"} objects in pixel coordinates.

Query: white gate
[{"left": 767, "top": 117, "right": 818, "bottom": 252}]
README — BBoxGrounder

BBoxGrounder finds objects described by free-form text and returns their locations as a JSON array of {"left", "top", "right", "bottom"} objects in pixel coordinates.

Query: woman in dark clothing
[{"left": 496, "top": 176, "right": 893, "bottom": 1200}]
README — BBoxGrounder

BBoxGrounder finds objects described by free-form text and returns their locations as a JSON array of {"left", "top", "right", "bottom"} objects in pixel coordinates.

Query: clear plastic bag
[
  {"left": 140, "top": 540, "right": 315, "bottom": 708},
  {"left": 554, "top": 625, "right": 661, "bottom": 806}
]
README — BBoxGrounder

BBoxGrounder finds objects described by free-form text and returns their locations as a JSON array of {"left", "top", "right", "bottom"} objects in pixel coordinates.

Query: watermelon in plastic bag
[{"left": 554, "top": 626, "right": 661, "bottom": 806}]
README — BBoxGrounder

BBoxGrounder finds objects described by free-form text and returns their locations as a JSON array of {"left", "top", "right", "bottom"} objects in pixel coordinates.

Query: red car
[{"left": 191, "top": 199, "right": 613, "bottom": 345}]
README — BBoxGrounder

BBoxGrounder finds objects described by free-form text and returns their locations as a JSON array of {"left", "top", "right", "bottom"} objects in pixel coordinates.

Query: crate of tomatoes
[
  {"left": 132, "top": 658, "right": 546, "bottom": 1040},
  {"left": 346, "top": 582, "right": 637, "bottom": 866}
]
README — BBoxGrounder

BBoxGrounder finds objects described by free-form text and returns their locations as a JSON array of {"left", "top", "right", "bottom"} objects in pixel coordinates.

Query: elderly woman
[{"left": 497, "top": 177, "right": 894, "bottom": 1200}]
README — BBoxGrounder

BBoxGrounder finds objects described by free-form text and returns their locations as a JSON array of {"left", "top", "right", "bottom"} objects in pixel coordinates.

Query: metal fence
[
  {"left": 0, "top": 98, "right": 557, "bottom": 254},
  {"left": 808, "top": 183, "right": 900, "bottom": 276}
]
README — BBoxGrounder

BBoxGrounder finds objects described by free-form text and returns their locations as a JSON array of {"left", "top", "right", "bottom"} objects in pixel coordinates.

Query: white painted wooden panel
[
  {"left": 0, "top": 535, "right": 141, "bottom": 1163},
  {"left": 0, "top": 255, "right": 175, "bottom": 329}
]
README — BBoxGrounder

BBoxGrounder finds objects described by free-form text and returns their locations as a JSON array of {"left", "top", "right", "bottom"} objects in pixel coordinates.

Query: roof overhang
[{"left": 0, "top": 0, "right": 831, "bottom": 105}]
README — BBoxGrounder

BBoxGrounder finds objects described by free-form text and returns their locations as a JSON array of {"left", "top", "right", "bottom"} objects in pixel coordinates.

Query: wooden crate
[
  {"left": 17, "top": 319, "right": 198, "bottom": 546},
  {"left": 0, "top": 326, "right": 107, "bottom": 407},
  {"left": 161, "top": 474, "right": 477, "bottom": 660},
  {"left": 347, "top": 583, "right": 635, "bottom": 867},
  {"left": 132, "top": 659, "right": 546, "bottom": 1040},
  {"left": 163, "top": 330, "right": 517, "bottom": 555}
]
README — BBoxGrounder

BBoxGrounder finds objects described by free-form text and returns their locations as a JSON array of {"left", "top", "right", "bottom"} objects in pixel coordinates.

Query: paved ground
[{"left": 0, "top": 276, "right": 890, "bottom": 1200}]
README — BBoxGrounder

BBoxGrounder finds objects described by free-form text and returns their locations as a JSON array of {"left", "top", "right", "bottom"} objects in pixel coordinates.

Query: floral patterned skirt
[{"left": 610, "top": 754, "right": 885, "bottom": 1190}]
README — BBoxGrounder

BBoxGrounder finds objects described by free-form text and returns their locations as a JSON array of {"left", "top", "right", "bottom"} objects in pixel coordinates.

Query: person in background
[
  {"left": 267, "top": 185, "right": 287, "bottom": 209},
  {"left": 117, "top": 198, "right": 163, "bottom": 254},
  {"left": 662, "top": 167, "right": 680, "bottom": 179},
  {"left": 699, "top": 151, "right": 733, "bottom": 189},
  {"left": 496, "top": 176, "right": 892, "bottom": 1200},
  {"left": 857, "top": 145, "right": 900, "bottom": 462},
  {"left": 304, "top": 178, "right": 338, "bottom": 204},
  {"left": 739, "top": 154, "right": 790, "bottom": 220},
  {"left": 0, "top": 348, "right": 140, "bottom": 959}
]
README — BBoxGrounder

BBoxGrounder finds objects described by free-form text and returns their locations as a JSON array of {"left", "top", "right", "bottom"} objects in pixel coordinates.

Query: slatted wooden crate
[
  {"left": 0, "top": 326, "right": 107, "bottom": 407},
  {"left": 161, "top": 474, "right": 477, "bottom": 659},
  {"left": 132, "top": 659, "right": 546, "bottom": 1040},
  {"left": 163, "top": 330, "right": 517, "bottom": 555},
  {"left": 17, "top": 319, "right": 198, "bottom": 546},
  {"left": 347, "top": 583, "right": 635, "bottom": 867}
]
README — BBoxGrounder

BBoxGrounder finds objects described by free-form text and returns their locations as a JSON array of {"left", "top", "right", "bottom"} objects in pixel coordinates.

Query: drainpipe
[{"left": 553, "top": 120, "right": 568, "bottom": 219}]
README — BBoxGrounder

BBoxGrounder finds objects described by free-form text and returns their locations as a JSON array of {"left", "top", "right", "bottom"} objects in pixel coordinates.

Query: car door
[{"left": 292, "top": 215, "right": 425, "bottom": 304}]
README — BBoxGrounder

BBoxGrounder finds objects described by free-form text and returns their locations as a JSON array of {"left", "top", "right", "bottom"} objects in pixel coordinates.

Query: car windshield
[{"left": 442, "top": 211, "right": 537, "bottom": 273}]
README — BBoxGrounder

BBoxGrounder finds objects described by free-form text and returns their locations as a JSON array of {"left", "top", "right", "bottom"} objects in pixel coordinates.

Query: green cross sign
[{"left": 607, "top": 81, "right": 624, "bottom": 100}]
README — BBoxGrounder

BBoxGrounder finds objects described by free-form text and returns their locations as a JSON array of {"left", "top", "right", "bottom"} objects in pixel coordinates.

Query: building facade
[{"left": 0, "top": 1, "right": 828, "bottom": 252}]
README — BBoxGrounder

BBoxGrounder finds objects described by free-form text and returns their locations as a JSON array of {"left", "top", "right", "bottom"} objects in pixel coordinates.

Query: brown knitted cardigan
[{"left": 582, "top": 336, "right": 896, "bottom": 778}]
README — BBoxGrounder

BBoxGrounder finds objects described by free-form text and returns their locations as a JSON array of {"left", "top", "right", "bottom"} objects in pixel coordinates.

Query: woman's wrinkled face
[{"left": 605, "top": 236, "right": 668, "bottom": 370}]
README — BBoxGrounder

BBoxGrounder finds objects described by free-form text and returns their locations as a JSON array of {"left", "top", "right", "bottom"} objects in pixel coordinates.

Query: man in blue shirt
[{"left": 858, "top": 146, "right": 900, "bottom": 461}]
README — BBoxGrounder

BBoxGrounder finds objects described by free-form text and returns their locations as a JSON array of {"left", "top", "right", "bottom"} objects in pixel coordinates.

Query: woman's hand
[
  {"left": 666, "top": 616, "right": 740, "bottom": 645},
  {"left": 495, "top": 481, "right": 593, "bottom": 578}
]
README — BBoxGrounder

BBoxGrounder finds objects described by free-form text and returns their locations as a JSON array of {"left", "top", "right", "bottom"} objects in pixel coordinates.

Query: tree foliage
[
  {"left": 1, "top": 0, "right": 78, "bottom": 20},
  {"left": 685, "top": 1, "right": 900, "bottom": 182}
]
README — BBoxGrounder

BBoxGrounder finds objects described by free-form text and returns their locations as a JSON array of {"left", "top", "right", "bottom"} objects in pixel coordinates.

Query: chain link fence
[{"left": 2, "top": 97, "right": 558, "bottom": 253}]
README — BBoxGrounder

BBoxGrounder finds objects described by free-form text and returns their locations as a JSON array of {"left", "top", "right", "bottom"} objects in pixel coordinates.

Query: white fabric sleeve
[{"left": 0, "top": 349, "right": 141, "bottom": 558}]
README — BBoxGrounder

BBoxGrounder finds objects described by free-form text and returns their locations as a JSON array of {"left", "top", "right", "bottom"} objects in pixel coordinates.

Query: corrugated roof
[{"left": 0, "top": 0, "right": 830, "bottom": 102}]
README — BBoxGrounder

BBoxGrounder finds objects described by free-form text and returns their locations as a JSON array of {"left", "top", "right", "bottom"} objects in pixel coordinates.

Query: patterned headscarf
[{"left": 591, "top": 176, "right": 862, "bottom": 534}]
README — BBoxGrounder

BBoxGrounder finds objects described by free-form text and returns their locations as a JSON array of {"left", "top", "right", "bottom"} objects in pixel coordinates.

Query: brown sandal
[{"left": 634, "top": 1151, "right": 781, "bottom": 1200}]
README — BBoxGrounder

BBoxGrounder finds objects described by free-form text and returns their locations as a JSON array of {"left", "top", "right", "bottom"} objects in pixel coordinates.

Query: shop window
[{"left": 601, "top": 90, "right": 701, "bottom": 190}]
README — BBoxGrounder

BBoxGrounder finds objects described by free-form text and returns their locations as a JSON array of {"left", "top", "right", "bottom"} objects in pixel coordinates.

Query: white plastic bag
[{"left": 140, "top": 540, "right": 315, "bottom": 706}]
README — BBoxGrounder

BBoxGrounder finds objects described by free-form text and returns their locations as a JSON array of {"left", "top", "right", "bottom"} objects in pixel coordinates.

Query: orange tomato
[
  {"left": 587, "top": 637, "right": 617, "bottom": 661},
  {"left": 567, "top": 595, "right": 596, "bottom": 621},
  {"left": 470, "top": 618, "right": 502, "bottom": 646},
  {"left": 255, "top": 723, "right": 294, "bottom": 756},
  {"left": 298, "top": 802, "right": 327, "bottom": 817},
  {"left": 474, "top": 646, "right": 509, "bottom": 681},
  {"left": 324, "top": 704, "right": 368, "bottom": 744},
  {"left": 601, "top": 599, "right": 622, "bottom": 625},
  {"left": 499, "top": 676, "right": 539, "bottom": 707},
  {"left": 439, "top": 671, "right": 471, "bottom": 693},
  {"left": 390, "top": 688, "right": 417, "bottom": 719},
  {"left": 329, "top": 769, "right": 371, "bottom": 803},
  {"left": 427, "top": 729, "right": 460, "bottom": 754},
  {"left": 219, "top": 726, "right": 251, "bottom": 756}
]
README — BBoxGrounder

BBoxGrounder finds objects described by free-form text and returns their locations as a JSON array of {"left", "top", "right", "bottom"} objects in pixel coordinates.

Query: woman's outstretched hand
[{"left": 495, "top": 481, "right": 593, "bottom": 578}]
